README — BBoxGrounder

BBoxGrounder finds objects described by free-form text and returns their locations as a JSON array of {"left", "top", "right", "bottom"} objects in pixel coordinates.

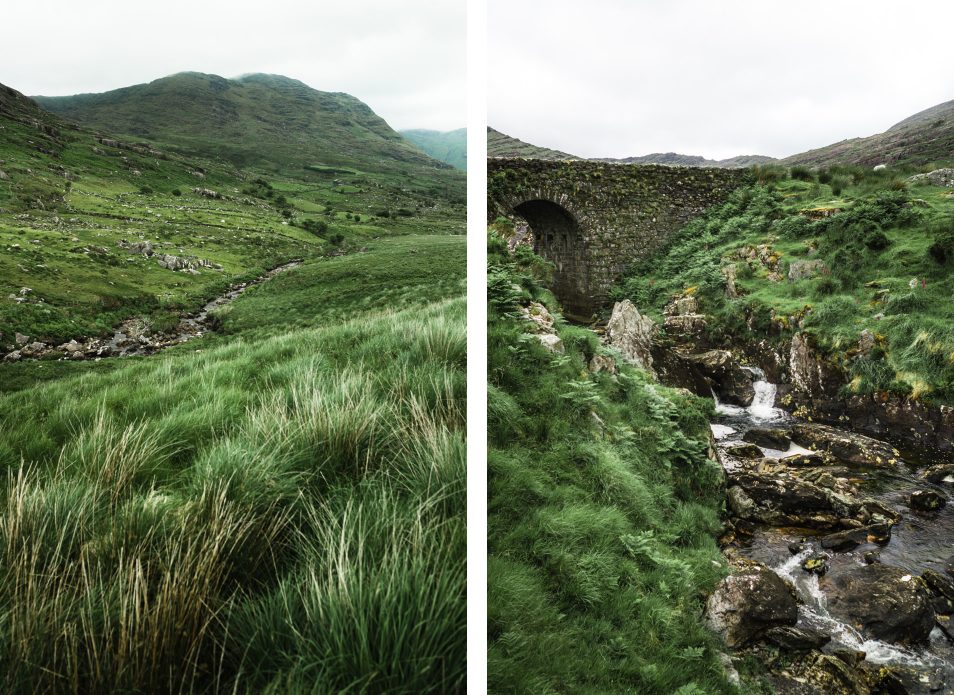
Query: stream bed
[{"left": 711, "top": 370, "right": 954, "bottom": 692}]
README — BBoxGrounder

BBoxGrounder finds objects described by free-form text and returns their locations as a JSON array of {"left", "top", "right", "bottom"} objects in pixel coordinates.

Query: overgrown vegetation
[
  {"left": 615, "top": 163, "right": 954, "bottom": 402},
  {"left": 487, "top": 234, "right": 734, "bottom": 693}
]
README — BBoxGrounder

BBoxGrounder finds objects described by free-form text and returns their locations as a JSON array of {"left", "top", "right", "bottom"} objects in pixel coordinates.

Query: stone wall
[{"left": 488, "top": 158, "right": 753, "bottom": 318}]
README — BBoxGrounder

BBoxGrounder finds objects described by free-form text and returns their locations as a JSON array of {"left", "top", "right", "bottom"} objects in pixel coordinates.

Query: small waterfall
[{"left": 748, "top": 380, "right": 779, "bottom": 420}]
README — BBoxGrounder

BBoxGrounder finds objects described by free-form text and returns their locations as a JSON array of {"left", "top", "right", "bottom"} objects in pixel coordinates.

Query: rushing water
[{"left": 710, "top": 380, "right": 954, "bottom": 690}]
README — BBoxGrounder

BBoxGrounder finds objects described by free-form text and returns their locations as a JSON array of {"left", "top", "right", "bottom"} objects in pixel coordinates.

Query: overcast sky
[
  {"left": 489, "top": 0, "right": 954, "bottom": 160},
  {"left": 0, "top": 0, "right": 464, "bottom": 132}
]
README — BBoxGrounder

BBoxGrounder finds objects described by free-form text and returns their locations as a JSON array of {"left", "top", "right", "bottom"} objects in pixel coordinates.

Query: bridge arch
[{"left": 512, "top": 198, "right": 592, "bottom": 320}]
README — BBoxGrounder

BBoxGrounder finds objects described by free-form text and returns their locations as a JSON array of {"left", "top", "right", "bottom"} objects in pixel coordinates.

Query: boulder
[
  {"left": 802, "top": 553, "right": 830, "bottom": 575},
  {"left": 686, "top": 350, "right": 755, "bottom": 406},
  {"left": 788, "top": 259, "right": 827, "bottom": 281},
  {"left": 535, "top": 333, "right": 563, "bottom": 354},
  {"left": 763, "top": 625, "right": 831, "bottom": 652},
  {"left": 3, "top": 350, "right": 21, "bottom": 362},
  {"left": 605, "top": 300, "right": 656, "bottom": 375},
  {"left": 706, "top": 563, "right": 799, "bottom": 647},
  {"left": 921, "top": 569, "right": 954, "bottom": 615},
  {"left": 724, "top": 442, "right": 764, "bottom": 459},
  {"left": 14, "top": 332, "right": 29, "bottom": 345},
  {"left": 743, "top": 427, "right": 791, "bottom": 450},
  {"left": 520, "top": 301, "right": 555, "bottom": 333},
  {"left": 20, "top": 341, "right": 47, "bottom": 357},
  {"left": 726, "top": 486, "right": 757, "bottom": 518},
  {"left": 909, "top": 489, "right": 945, "bottom": 512},
  {"left": 819, "top": 523, "right": 892, "bottom": 551},
  {"left": 789, "top": 422, "right": 900, "bottom": 468},
  {"left": 823, "top": 563, "right": 935, "bottom": 644},
  {"left": 663, "top": 294, "right": 698, "bottom": 316},
  {"left": 921, "top": 464, "right": 954, "bottom": 484},
  {"left": 587, "top": 353, "right": 617, "bottom": 375}
]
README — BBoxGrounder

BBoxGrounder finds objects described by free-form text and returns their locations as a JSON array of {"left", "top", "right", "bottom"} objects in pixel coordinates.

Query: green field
[{"left": 0, "top": 234, "right": 466, "bottom": 692}]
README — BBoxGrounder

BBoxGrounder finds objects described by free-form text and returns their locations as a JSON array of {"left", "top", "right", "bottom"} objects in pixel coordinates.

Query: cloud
[
  {"left": 489, "top": 0, "right": 954, "bottom": 159},
  {"left": 0, "top": 0, "right": 465, "bottom": 131}
]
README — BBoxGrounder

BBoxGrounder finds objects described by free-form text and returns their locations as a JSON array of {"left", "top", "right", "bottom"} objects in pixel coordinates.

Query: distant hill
[
  {"left": 401, "top": 128, "right": 466, "bottom": 169},
  {"left": 35, "top": 72, "right": 457, "bottom": 180},
  {"left": 487, "top": 127, "right": 578, "bottom": 160},
  {"left": 782, "top": 99, "right": 954, "bottom": 167},
  {"left": 598, "top": 152, "right": 777, "bottom": 168}
]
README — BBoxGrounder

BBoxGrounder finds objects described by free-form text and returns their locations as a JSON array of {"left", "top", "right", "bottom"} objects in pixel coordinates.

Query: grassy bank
[
  {"left": 0, "top": 235, "right": 466, "bottom": 693},
  {"left": 616, "top": 164, "right": 954, "bottom": 403},
  {"left": 487, "top": 235, "right": 735, "bottom": 693}
]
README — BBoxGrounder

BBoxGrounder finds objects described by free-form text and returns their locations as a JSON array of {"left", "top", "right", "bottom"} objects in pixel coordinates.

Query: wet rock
[
  {"left": 789, "top": 541, "right": 807, "bottom": 555},
  {"left": 820, "top": 523, "right": 892, "bottom": 551},
  {"left": 763, "top": 625, "right": 830, "bottom": 652},
  {"left": 605, "top": 299, "right": 656, "bottom": 374},
  {"left": 909, "top": 489, "right": 945, "bottom": 512},
  {"left": 802, "top": 552, "right": 830, "bottom": 575},
  {"left": 535, "top": 333, "right": 563, "bottom": 354},
  {"left": 921, "top": 464, "right": 954, "bottom": 484},
  {"left": 706, "top": 562, "right": 799, "bottom": 647},
  {"left": 686, "top": 350, "right": 754, "bottom": 406},
  {"left": 780, "top": 450, "right": 831, "bottom": 467},
  {"left": 802, "top": 654, "right": 869, "bottom": 694},
  {"left": 922, "top": 569, "right": 954, "bottom": 615},
  {"left": 823, "top": 563, "right": 935, "bottom": 644},
  {"left": 743, "top": 427, "right": 791, "bottom": 450},
  {"left": 726, "top": 486, "right": 757, "bottom": 518},
  {"left": 790, "top": 422, "right": 900, "bottom": 468},
  {"left": 724, "top": 442, "right": 764, "bottom": 459},
  {"left": 863, "top": 551, "right": 880, "bottom": 564}
]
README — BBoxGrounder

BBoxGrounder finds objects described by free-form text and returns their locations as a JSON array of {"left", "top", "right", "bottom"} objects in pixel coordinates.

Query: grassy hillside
[
  {"left": 35, "top": 73, "right": 465, "bottom": 191},
  {"left": 487, "top": 233, "right": 737, "bottom": 693},
  {"left": 783, "top": 99, "right": 954, "bottom": 168},
  {"left": 487, "top": 127, "right": 578, "bottom": 160},
  {"left": 0, "top": 81, "right": 464, "bottom": 350},
  {"left": 0, "top": 234, "right": 466, "bottom": 692},
  {"left": 616, "top": 163, "right": 954, "bottom": 403},
  {"left": 402, "top": 128, "right": 467, "bottom": 169}
]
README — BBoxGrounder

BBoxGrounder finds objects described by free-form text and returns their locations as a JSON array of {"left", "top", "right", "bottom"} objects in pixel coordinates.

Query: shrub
[
  {"left": 790, "top": 166, "right": 814, "bottom": 182},
  {"left": 138, "top": 185, "right": 153, "bottom": 195},
  {"left": 864, "top": 230, "right": 891, "bottom": 251},
  {"left": 172, "top": 188, "right": 182, "bottom": 197}
]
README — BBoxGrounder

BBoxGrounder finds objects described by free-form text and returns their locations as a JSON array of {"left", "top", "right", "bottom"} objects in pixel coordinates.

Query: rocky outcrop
[
  {"left": 823, "top": 563, "right": 935, "bottom": 644},
  {"left": 742, "top": 427, "right": 791, "bottom": 450},
  {"left": 605, "top": 300, "right": 656, "bottom": 375},
  {"left": 686, "top": 350, "right": 755, "bottom": 406},
  {"left": 788, "top": 259, "right": 827, "bottom": 281},
  {"left": 789, "top": 422, "right": 900, "bottom": 468},
  {"left": 706, "top": 562, "right": 799, "bottom": 647},
  {"left": 789, "top": 332, "right": 844, "bottom": 402},
  {"left": 907, "top": 168, "right": 954, "bottom": 188}
]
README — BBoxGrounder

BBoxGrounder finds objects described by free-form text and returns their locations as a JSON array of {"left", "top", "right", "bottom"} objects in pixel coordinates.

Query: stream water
[{"left": 710, "top": 369, "right": 954, "bottom": 691}]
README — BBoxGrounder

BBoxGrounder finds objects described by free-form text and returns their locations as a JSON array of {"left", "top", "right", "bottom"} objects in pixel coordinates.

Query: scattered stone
[
  {"left": 520, "top": 301, "right": 555, "bottom": 333},
  {"left": 3, "top": 350, "right": 21, "bottom": 362},
  {"left": 535, "top": 333, "right": 563, "bottom": 354},
  {"left": 823, "top": 563, "right": 935, "bottom": 644},
  {"left": 14, "top": 332, "right": 29, "bottom": 345},
  {"left": 706, "top": 562, "right": 799, "bottom": 647},
  {"left": 788, "top": 259, "right": 827, "bottom": 281},
  {"left": 588, "top": 353, "right": 617, "bottom": 375},
  {"left": 605, "top": 299, "right": 656, "bottom": 374},
  {"left": 909, "top": 489, "right": 946, "bottom": 512}
]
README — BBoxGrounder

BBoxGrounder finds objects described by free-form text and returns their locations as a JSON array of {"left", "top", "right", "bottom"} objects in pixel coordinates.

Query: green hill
[
  {"left": 782, "top": 99, "right": 954, "bottom": 168},
  {"left": 487, "top": 127, "right": 578, "bottom": 160},
  {"left": 34, "top": 72, "right": 460, "bottom": 184},
  {"left": 402, "top": 128, "right": 466, "bottom": 169}
]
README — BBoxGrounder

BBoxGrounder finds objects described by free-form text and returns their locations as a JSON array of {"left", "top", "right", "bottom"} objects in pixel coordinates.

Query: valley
[{"left": 0, "top": 72, "right": 466, "bottom": 693}]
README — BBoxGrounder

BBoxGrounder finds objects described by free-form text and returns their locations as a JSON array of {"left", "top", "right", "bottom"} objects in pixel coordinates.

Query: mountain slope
[
  {"left": 487, "top": 127, "right": 578, "bottom": 160},
  {"left": 782, "top": 99, "right": 954, "bottom": 167},
  {"left": 599, "top": 152, "right": 777, "bottom": 168},
  {"left": 35, "top": 72, "right": 457, "bottom": 180},
  {"left": 402, "top": 128, "right": 466, "bottom": 169}
]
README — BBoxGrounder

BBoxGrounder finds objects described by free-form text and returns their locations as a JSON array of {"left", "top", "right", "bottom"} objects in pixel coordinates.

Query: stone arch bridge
[{"left": 488, "top": 158, "right": 752, "bottom": 320}]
